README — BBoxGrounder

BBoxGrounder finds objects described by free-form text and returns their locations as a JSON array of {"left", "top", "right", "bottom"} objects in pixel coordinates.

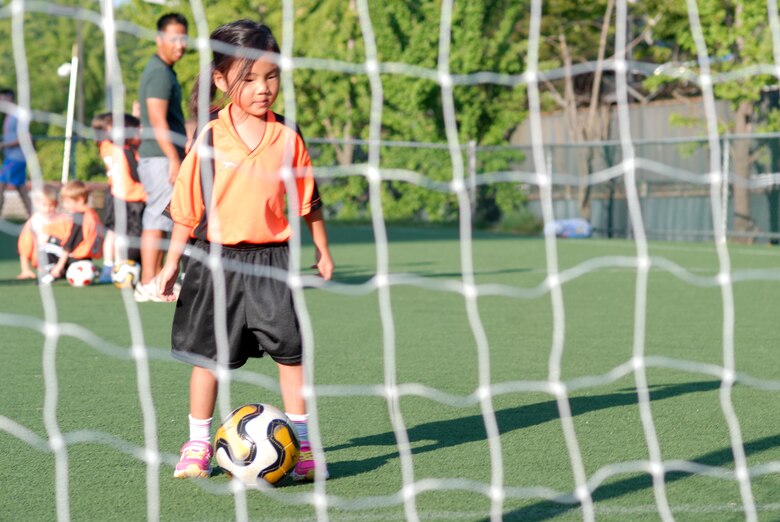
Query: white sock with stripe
[
  {"left": 189, "top": 415, "right": 212, "bottom": 443},
  {"left": 286, "top": 412, "right": 310, "bottom": 450}
]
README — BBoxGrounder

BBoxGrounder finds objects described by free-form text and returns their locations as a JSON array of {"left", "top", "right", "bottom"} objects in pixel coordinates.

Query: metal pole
[
  {"left": 722, "top": 135, "right": 730, "bottom": 240},
  {"left": 467, "top": 140, "right": 477, "bottom": 216},
  {"left": 61, "top": 44, "right": 79, "bottom": 183}
]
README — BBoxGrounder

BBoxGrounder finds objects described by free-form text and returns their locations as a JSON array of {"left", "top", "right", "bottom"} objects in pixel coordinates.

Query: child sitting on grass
[
  {"left": 17, "top": 184, "right": 65, "bottom": 279},
  {"left": 42, "top": 180, "right": 104, "bottom": 283}
]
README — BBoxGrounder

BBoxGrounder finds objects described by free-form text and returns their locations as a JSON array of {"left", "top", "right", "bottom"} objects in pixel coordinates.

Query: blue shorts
[{"left": 0, "top": 159, "right": 26, "bottom": 186}]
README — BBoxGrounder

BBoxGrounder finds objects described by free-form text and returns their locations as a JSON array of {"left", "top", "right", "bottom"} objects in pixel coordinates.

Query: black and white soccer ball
[
  {"left": 214, "top": 403, "right": 300, "bottom": 487},
  {"left": 111, "top": 259, "right": 141, "bottom": 289},
  {"left": 66, "top": 260, "right": 97, "bottom": 287}
]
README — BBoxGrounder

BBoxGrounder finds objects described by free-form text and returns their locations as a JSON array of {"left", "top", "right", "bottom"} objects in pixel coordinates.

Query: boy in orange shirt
[{"left": 43, "top": 180, "right": 104, "bottom": 282}]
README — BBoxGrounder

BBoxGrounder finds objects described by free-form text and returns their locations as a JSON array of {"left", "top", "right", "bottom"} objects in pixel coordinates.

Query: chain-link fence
[{"left": 7, "top": 133, "right": 780, "bottom": 243}]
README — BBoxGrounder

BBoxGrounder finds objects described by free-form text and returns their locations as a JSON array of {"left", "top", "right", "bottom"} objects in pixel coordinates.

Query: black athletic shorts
[
  {"left": 103, "top": 199, "right": 145, "bottom": 262},
  {"left": 171, "top": 240, "right": 302, "bottom": 369},
  {"left": 104, "top": 199, "right": 144, "bottom": 234}
]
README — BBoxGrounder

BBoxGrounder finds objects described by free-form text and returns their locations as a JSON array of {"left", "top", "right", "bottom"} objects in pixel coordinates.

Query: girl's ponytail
[{"left": 188, "top": 71, "right": 217, "bottom": 120}]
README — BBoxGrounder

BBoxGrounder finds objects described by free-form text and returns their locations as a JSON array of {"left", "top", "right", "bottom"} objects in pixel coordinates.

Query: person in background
[
  {"left": 92, "top": 112, "right": 146, "bottom": 283},
  {"left": 135, "top": 12, "right": 189, "bottom": 302},
  {"left": 17, "top": 185, "right": 65, "bottom": 279},
  {"left": 43, "top": 180, "right": 103, "bottom": 282},
  {"left": 0, "top": 88, "right": 32, "bottom": 218}
]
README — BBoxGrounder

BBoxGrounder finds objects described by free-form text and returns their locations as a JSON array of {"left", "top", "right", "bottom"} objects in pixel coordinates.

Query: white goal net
[{"left": 2, "top": 1, "right": 780, "bottom": 521}]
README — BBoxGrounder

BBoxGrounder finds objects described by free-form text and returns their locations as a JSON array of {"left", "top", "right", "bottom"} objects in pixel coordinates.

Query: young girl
[{"left": 157, "top": 20, "right": 334, "bottom": 481}]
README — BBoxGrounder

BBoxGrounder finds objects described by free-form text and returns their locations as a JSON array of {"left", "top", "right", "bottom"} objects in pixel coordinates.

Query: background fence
[{"left": 5, "top": 132, "right": 780, "bottom": 244}]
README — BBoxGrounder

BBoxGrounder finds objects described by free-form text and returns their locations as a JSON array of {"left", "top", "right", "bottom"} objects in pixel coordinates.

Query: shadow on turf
[
  {"left": 326, "top": 380, "right": 721, "bottom": 481},
  {"left": 0, "top": 277, "right": 39, "bottom": 286},
  {"left": 330, "top": 264, "right": 534, "bottom": 285},
  {"left": 491, "top": 432, "right": 780, "bottom": 521}
]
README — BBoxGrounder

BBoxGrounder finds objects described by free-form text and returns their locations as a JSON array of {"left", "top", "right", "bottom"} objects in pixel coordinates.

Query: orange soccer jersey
[
  {"left": 17, "top": 214, "right": 68, "bottom": 267},
  {"left": 44, "top": 208, "right": 104, "bottom": 260},
  {"left": 100, "top": 140, "right": 146, "bottom": 203},
  {"left": 170, "top": 106, "right": 321, "bottom": 245}
]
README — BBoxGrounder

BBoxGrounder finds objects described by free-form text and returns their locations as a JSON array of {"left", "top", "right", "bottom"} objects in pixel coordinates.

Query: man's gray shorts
[{"left": 138, "top": 157, "right": 174, "bottom": 232}]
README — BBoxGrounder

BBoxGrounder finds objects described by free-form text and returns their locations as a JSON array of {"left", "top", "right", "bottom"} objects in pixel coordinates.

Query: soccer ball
[
  {"left": 214, "top": 403, "right": 300, "bottom": 487},
  {"left": 111, "top": 260, "right": 141, "bottom": 289},
  {"left": 66, "top": 260, "right": 96, "bottom": 287}
]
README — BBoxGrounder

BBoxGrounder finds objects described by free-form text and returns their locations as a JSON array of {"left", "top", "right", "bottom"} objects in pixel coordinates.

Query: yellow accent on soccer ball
[
  {"left": 214, "top": 403, "right": 300, "bottom": 487},
  {"left": 111, "top": 260, "right": 141, "bottom": 289}
]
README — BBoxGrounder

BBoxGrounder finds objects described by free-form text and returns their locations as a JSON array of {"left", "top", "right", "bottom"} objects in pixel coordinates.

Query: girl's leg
[
  {"left": 278, "top": 362, "right": 328, "bottom": 481},
  {"left": 190, "top": 365, "right": 218, "bottom": 419},
  {"left": 174, "top": 366, "right": 217, "bottom": 479},
  {"left": 278, "top": 362, "right": 305, "bottom": 415}
]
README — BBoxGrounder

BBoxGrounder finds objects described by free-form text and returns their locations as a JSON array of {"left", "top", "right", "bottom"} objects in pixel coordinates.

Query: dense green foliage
[
  {"left": 0, "top": 1, "right": 530, "bottom": 229},
  {"left": 2, "top": 2, "right": 779, "bottom": 230}
]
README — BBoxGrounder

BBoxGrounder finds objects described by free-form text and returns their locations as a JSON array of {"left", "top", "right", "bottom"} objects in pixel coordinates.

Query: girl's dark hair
[{"left": 189, "top": 19, "right": 280, "bottom": 118}]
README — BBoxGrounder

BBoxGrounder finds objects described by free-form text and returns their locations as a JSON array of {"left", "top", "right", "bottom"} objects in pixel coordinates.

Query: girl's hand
[
  {"left": 313, "top": 249, "right": 334, "bottom": 281},
  {"left": 157, "top": 262, "right": 180, "bottom": 302}
]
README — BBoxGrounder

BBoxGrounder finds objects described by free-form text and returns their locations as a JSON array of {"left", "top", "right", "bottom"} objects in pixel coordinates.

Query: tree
[
  {"left": 264, "top": 0, "right": 529, "bottom": 224},
  {"left": 2, "top": 0, "right": 531, "bottom": 229},
  {"left": 644, "top": 0, "right": 776, "bottom": 239},
  {"left": 0, "top": 1, "right": 112, "bottom": 181},
  {"left": 531, "top": 0, "right": 662, "bottom": 221}
]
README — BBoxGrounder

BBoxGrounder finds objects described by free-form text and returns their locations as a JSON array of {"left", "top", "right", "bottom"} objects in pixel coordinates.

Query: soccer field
[{"left": 1, "top": 224, "right": 780, "bottom": 521}]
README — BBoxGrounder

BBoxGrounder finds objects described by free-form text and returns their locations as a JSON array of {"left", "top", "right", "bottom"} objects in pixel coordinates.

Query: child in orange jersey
[
  {"left": 92, "top": 112, "right": 146, "bottom": 283},
  {"left": 17, "top": 185, "right": 64, "bottom": 279},
  {"left": 157, "top": 20, "right": 333, "bottom": 481},
  {"left": 45, "top": 180, "right": 104, "bottom": 281}
]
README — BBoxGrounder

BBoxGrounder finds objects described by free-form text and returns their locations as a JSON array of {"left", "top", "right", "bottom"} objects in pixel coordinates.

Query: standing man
[
  {"left": 0, "top": 88, "right": 32, "bottom": 219},
  {"left": 135, "top": 13, "right": 188, "bottom": 302}
]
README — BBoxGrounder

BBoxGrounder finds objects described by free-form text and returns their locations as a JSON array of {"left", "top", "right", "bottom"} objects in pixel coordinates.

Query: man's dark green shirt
[{"left": 138, "top": 54, "right": 186, "bottom": 160}]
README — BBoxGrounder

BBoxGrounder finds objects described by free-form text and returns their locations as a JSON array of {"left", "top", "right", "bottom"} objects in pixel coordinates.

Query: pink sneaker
[
  {"left": 291, "top": 446, "right": 329, "bottom": 481},
  {"left": 173, "top": 440, "right": 212, "bottom": 478}
]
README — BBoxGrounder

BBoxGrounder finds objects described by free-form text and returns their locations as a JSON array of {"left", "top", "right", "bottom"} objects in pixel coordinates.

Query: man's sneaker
[
  {"left": 98, "top": 264, "right": 113, "bottom": 284},
  {"left": 133, "top": 280, "right": 166, "bottom": 303},
  {"left": 291, "top": 448, "right": 329, "bottom": 481},
  {"left": 173, "top": 440, "right": 212, "bottom": 479}
]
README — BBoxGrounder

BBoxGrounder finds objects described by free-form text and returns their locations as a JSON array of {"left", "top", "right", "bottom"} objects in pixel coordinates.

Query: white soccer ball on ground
[
  {"left": 111, "top": 260, "right": 141, "bottom": 289},
  {"left": 214, "top": 403, "right": 300, "bottom": 487},
  {"left": 66, "top": 260, "right": 97, "bottom": 287}
]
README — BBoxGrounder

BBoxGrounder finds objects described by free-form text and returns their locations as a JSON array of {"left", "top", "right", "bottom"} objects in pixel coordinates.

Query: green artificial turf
[{"left": 1, "top": 225, "right": 779, "bottom": 521}]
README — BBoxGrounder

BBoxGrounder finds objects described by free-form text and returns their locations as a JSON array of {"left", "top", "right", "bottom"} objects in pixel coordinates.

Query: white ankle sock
[
  {"left": 286, "top": 412, "right": 309, "bottom": 447},
  {"left": 189, "top": 415, "right": 212, "bottom": 443}
]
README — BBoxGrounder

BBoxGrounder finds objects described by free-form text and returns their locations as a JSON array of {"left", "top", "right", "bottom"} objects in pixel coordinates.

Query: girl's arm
[
  {"left": 157, "top": 222, "right": 193, "bottom": 301},
  {"left": 303, "top": 208, "right": 333, "bottom": 281}
]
